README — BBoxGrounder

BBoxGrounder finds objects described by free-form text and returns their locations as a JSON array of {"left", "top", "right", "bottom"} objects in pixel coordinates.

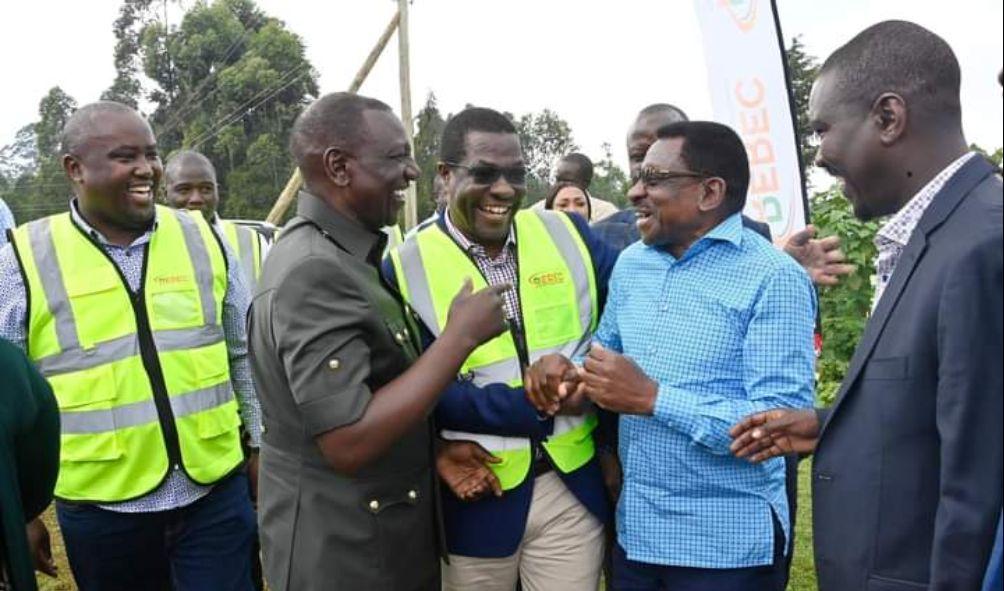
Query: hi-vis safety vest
[
  {"left": 219, "top": 220, "right": 262, "bottom": 291},
  {"left": 10, "top": 205, "right": 244, "bottom": 503},
  {"left": 390, "top": 209, "right": 599, "bottom": 490}
]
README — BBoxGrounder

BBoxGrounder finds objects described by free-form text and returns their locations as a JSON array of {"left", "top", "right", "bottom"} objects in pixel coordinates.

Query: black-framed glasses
[
  {"left": 635, "top": 166, "right": 711, "bottom": 186},
  {"left": 444, "top": 162, "right": 528, "bottom": 186}
]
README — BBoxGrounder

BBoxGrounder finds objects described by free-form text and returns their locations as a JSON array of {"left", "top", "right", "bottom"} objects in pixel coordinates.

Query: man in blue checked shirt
[{"left": 527, "top": 120, "right": 816, "bottom": 590}]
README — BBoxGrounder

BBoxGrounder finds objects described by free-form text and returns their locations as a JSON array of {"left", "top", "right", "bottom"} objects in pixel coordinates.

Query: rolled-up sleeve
[{"left": 273, "top": 255, "right": 374, "bottom": 436}]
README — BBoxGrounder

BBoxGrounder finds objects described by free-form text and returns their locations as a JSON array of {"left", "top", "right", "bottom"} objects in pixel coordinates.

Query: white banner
[{"left": 692, "top": 0, "right": 807, "bottom": 243}]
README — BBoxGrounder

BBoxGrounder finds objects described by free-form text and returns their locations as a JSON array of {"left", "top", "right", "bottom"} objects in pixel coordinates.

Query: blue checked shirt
[
  {"left": 595, "top": 212, "right": 816, "bottom": 568},
  {"left": 0, "top": 198, "right": 14, "bottom": 245},
  {"left": 0, "top": 200, "right": 261, "bottom": 513}
]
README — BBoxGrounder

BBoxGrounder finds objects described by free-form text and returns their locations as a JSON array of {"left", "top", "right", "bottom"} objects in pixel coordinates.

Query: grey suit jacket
[{"left": 813, "top": 156, "right": 1003, "bottom": 591}]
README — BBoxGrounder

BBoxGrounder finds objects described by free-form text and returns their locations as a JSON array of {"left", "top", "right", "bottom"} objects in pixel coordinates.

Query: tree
[
  {"left": 102, "top": 0, "right": 157, "bottom": 107},
  {"left": 590, "top": 142, "right": 631, "bottom": 207},
  {"left": 510, "top": 109, "right": 576, "bottom": 204},
  {"left": 786, "top": 36, "right": 820, "bottom": 172},
  {"left": 0, "top": 88, "right": 78, "bottom": 223},
  {"left": 137, "top": 0, "right": 318, "bottom": 220},
  {"left": 413, "top": 92, "right": 446, "bottom": 221},
  {"left": 35, "top": 87, "right": 78, "bottom": 158}
]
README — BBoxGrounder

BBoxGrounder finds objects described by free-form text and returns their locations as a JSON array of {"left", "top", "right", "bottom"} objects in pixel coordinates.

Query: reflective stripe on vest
[
  {"left": 11, "top": 206, "right": 244, "bottom": 502},
  {"left": 390, "top": 209, "right": 598, "bottom": 490},
  {"left": 221, "top": 220, "right": 261, "bottom": 291}
]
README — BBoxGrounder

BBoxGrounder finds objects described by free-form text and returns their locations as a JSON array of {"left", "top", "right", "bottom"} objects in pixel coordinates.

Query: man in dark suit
[{"left": 730, "top": 20, "right": 1003, "bottom": 591}]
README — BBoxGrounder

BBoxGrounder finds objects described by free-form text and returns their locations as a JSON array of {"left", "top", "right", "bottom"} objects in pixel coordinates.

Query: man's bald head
[
  {"left": 289, "top": 92, "right": 393, "bottom": 172},
  {"left": 627, "top": 103, "right": 690, "bottom": 180},
  {"left": 60, "top": 101, "right": 142, "bottom": 156},
  {"left": 164, "top": 150, "right": 219, "bottom": 220}
]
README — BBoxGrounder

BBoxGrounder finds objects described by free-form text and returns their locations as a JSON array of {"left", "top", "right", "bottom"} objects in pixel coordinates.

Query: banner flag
[{"left": 692, "top": 0, "right": 809, "bottom": 243}]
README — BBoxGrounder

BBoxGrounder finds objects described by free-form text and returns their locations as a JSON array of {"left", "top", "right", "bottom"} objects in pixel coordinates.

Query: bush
[{"left": 809, "top": 185, "right": 881, "bottom": 405}]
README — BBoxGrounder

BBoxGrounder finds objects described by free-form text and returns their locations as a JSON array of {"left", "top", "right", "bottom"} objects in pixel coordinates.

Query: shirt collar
[
  {"left": 295, "top": 190, "right": 385, "bottom": 263},
  {"left": 700, "top": 212, "right": 744, "bottom": 247},
  {"left": 443, "top": 208, "right": 516, "bottom": 256},
  {"left": 876, "top": 152, "right": 976, "bottom": 248},
  {"left": 69, "top": 197, "right": 157, "bottom": 247}
]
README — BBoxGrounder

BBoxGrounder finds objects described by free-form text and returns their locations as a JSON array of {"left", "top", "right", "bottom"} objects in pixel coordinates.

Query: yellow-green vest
[
  {"left": 389, "top": 209, "right": 599, "bottom": 490},
  {"left": 219, "top": 220, "right": 262, "bottom": 291},
  {"left": 10, "top": 206, "right": 244, "bottom": 502}
]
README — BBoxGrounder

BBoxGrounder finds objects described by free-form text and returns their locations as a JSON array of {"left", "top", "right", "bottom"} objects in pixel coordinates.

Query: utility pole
[{"left": 398, "top": 0, "right": 417, "bottom": 230}]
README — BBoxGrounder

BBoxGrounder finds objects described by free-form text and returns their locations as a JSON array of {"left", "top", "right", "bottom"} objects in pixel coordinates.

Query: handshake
[{"left": 523, "top": 343, "right": 658, "bottom": 417}]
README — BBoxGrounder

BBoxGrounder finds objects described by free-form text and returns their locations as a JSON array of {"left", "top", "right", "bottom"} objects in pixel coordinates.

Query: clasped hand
[{"left": 524, "top": 343, "right": 657, "bottom": 416}]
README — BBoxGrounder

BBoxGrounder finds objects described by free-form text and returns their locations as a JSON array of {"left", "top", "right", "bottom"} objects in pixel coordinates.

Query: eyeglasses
[
  {"left": 634, "top": 166, "right": 711, "bottom": 187},
  {"left": 444, "top": 162, "right": 528, "bottom": 186}
]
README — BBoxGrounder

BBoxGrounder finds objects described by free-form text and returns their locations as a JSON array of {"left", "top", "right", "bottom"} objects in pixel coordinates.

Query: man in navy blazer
[{"left": 730, "top": 21, "right": 1003, "bottom": 591}]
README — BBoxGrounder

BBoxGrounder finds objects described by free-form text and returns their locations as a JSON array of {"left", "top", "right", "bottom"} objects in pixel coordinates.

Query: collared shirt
[
  {"left": 443, "top": 209, "right": 522, "bottom": 327},
  {"left": 0, "top": 200, "right": 261, "bottom": 513},
  {"left": 0, "top": 198, "right": 14, "bottom": 246},
  {"left": 595, "top": 212, "right": 816, "bottom": 568},
  {"left": 873, "top": 152, "right": 976, "bottom": 308},
  {"left": 250, "top": 192, "right": 439, "bottom": 589}
]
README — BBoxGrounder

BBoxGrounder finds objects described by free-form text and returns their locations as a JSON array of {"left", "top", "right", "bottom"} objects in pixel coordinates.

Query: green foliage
[
  {"left": 590, "top": 142, "right": 631, "bottom": 207},
  {"left": 511, "top": 109, "right": 577, "bottom": 204},
  {"left": 413, "top": 93, "right": 446, "bottom": 221},
  {"left": 809, "top": 185, "right": 881, "bottom": 404},
  {"left": 35, "top": 88, "right": 78, "bottom": 158},
  {"left": 101, "top": 0, "right": 156, "bottom": 107},
  {"left": 140, "top": 0, "right": 317, "bottom": 220},
  {"left": 0, "top": 88, "right": 77, "bottom": 223},
  {"left": 786, "top": 36, "right": 820, "bottom": 171}
]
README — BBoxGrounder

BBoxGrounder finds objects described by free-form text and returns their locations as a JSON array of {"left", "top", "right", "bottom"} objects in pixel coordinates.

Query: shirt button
[
  {"left": 368, "top": 499, "right": 380, "bottom": 512},
  {"left": 408, "top": 489, "right": 418, "bottom": 500},
  {"left": 327, "top": 358, "right": 340, "bottom": 371},
  {"left": 395, "top": 332, "right": 406, "bottom": 344},
  {"left": 402, "top": 327, "right": 410, "bottom": 339}
]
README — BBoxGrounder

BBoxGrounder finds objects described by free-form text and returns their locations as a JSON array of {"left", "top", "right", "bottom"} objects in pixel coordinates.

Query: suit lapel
[{"left": 820, "top": 156, "right": 994, "bottom": 434}]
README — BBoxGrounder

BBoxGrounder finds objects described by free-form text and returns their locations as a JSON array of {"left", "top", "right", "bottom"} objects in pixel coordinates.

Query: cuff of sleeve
[{"left": 653, "top": 384, "right": 688, "bottom": 426}]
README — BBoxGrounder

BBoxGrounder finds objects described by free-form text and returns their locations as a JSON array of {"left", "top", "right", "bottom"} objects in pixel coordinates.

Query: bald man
[
  {"left": 165, "top": 150, "right": 269, "bottom": 291},
  {"left": 0, "top": 101, "right": 261, "bottom": 590}
]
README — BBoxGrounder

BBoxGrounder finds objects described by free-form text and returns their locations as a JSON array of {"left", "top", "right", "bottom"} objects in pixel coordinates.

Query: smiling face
[
  {"left": 809, "top": 72, "right": 891, "bottom": 220},
  {"left": 627, "top": 137, "right": 707, "bottom": 251},
  {"left": 347, "top": 108, "right": 420, "bottom": 231},
  {"left": 64, "top": 110, "right": 162, "bottom": 235},
  {"left": 443, "top": 130, "right": 525, "bottom": 249},
  {"left": 551, "top": 185, "right": 590, "bottom": 220},
  {"left": 166, "top": 155, "right": 218, "bottom": 222}
]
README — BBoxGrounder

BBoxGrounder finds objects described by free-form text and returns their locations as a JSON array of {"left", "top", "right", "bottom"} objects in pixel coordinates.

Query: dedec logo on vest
[
  {"left": 529, "top": 271, "right": 565, "bottom": 288},
  {"left": 152, "top": 274, "right": 191, "bottom": 287}
]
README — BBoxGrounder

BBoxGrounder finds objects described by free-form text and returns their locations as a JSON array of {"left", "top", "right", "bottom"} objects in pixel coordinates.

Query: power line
[{"left": 187, "top": 64, "right": 311, "bottom": 150}]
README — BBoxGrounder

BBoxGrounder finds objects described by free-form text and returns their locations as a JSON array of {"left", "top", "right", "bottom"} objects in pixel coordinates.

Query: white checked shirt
[
  {"left": 443, "top": 210, "right": 522, "bottom": 327},
  {"left": 872, "top": 152, "right": 976, "bottom": 309}
]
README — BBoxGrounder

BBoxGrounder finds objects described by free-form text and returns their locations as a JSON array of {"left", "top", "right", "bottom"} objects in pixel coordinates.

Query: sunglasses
[
  {"left": 634, "top": 166, "right": 710, "bottom": 186},
  {"left": 445, "top": 162, "right": 528, "bottom": 186}
]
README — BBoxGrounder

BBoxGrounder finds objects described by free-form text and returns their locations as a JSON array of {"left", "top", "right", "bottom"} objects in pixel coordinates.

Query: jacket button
[
  {"left": 408, "top": 489, "right": 418, "bottom": 500},
  {"left": 395, "top": 332, "right": 405, "bottom": 344},
  {"left": 368, "top": 499, "right": 380, "bottom": 512},
  {"left": 327, "top": 358, "right": 340, "bottom": 370}
]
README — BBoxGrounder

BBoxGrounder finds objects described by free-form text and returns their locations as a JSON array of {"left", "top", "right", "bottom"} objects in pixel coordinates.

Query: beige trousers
[{"left": 442, "top": 471, "right": 605, "bottom": 591}]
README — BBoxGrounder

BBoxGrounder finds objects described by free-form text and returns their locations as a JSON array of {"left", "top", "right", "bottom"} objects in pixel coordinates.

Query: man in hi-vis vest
[
  {"left": 385, "top": 107, "right": 620, "bottom": 590},
  {"left": 165, "top": 150, "right": 268, "bottom": 292},
  {"left": 0, "top": 102, "right": 260, "bottom": 590}
]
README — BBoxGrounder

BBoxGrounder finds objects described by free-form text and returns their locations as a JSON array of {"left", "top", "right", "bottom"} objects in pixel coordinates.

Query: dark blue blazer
[
  {"left": 382, "top": 212, "right": 618, "bottom": 557},
  {"left": 812, "top": 156, "right": 1003, "bottom": 591}
]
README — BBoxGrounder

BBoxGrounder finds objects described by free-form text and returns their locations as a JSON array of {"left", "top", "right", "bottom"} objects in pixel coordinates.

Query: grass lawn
[{"left": 38, "top": 461, "right": 820, "bottom": 590}]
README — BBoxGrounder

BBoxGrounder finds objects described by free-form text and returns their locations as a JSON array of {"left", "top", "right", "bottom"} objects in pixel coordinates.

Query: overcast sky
[{"left": 2, "top": 0, "right": 1001, "bottom": 176}]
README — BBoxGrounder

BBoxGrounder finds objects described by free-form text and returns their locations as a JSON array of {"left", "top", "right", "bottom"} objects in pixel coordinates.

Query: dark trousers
[
  {"left": 56, "top": 472, "right": 257, "bottom": 591},
  {"left": 612, "top": 513, "right": 787, "bottom": 591}
]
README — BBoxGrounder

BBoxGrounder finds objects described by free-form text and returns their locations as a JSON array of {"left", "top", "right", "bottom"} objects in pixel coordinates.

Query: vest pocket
[
  {"left": 196, "top": 402, "right": 242, "bottom": 439},
  {"left": 150, "top": 287, "right": 203, "bottom": 327},
  {"left": 58, "top": 364, "right": 124, "bottom": 462}
]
